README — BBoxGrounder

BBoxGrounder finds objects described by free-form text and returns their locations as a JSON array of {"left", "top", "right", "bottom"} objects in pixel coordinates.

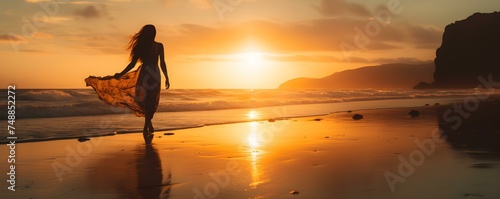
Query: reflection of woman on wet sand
[
  {"left": 137, "top": 146, "right": 172, "bottom": 198},
  {"left": 86, "top": 24, "right": 170, "bottom": 144},
  {"left": 87, "top": 145, "right": 171, "bottom": 198}
]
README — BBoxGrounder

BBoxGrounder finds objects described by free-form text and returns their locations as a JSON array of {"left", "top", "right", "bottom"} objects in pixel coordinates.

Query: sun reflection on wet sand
[
  {"left": 246, "top": 110, "right": 260, "bottom": 120},
  {"left": 250, "top": 151, "right": 265, "bottom": 188},
  {"left": 246, "top": 122, "right": 267, "bottom": 188}
]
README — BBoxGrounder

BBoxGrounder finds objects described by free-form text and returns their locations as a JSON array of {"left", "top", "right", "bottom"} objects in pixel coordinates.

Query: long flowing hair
[{"left": 127, "top": 24, "right": 156, "bottom": 62}]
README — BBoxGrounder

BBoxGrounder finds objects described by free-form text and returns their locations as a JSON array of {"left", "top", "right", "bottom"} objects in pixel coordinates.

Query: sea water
[{"left": 0, "top": 89, "right": 495, "bottom": 143}]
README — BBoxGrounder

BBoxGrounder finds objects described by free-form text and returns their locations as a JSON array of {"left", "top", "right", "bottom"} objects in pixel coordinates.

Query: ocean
[{"left": 0, "top": 89, "right": 495, "bottom": 143}]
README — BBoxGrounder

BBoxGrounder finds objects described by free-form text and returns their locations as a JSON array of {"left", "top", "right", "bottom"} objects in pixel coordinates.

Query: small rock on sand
[
  {"left": 352, "top": 114, "right": 363, "bottom": 120},
  {"left": 463, "top": 192, "right": 483, "bottom": 197},
  {"left": 471, "top": 163, "right": 494, "bottom": 168},
  {"left": 268, "top": 119, "right": 276, "bottom": 122},
  {"left": 408, "top": 110, "right": 420, "bottom": 117},
  {"left": 314, "top": 118, "right": 322, "bottom": 121},
  {"left": 164, "top": 132, "right": 175, "bottom": 136},
  {"left": 78, "top": 137, "right": 90, "bottom": 142},
  {"left": 289, "top": 191, "right": 300, "bottom": 195}
]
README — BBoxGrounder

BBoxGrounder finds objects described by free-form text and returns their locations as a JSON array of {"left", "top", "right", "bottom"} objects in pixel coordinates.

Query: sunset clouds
[{"left": 0, "top": 0, "right": 499, "bottom": 88}]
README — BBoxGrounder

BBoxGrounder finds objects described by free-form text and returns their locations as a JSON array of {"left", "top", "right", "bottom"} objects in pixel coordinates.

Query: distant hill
[
  {"left": 278, "top": 63, "right": 434, "bottom": 89},
  {"left": 415, "top": 12, "right": 500, "bottom": 89}
]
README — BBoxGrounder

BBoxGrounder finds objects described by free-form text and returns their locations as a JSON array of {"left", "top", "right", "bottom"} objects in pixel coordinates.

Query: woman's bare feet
[
  {"left": 149, "top": 122, "right": 154, "bottom": 133},
  {"left": 143, "top": 126, "right": 154, "bottom": 145},
  {"left": 144, "top": 117, "right": 154, "bottom": 144},
  {"left": 143, "top": 132, "right": 153, "bottom": 145}
]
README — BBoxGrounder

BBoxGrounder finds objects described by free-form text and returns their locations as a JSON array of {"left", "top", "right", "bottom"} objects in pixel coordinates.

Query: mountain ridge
[{"left": 278, "top": 62, "right": 434, "bottom": 89}]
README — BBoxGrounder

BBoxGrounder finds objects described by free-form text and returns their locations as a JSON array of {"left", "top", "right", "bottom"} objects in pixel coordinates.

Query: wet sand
[{"left": 1, "top": 105, "right": 499, "bottom": 199}]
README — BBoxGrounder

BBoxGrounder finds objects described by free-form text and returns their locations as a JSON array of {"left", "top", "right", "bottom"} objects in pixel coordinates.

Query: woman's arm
[
  {"left": 159, "top": 43, "right": 170, "bottom": 89},
  {"left": 114, "top": 56, "right": 139, "bottom": 78}
]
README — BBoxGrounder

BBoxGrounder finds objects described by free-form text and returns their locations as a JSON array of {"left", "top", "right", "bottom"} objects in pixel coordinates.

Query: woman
[{"left": 85, "top": 24, "right": 170, "bottom": 144}]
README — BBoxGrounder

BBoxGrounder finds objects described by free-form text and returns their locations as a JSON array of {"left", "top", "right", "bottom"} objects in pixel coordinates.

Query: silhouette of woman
[{"left": 85, "top": 24, "right": 170, "bottom": 144}]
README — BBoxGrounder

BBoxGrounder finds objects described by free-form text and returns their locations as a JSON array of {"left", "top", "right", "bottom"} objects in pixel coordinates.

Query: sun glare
[
  {"left": 246, "top": 110, "right": 260, "bottom": 120},
  {"left": 247, "top": 122, "right": 261, "bottom": 149},
  {"left": 248, "top": 132, "right": 260, "bottom": 149},
  {"left": 240, "top": 52, "right": 264, "bottom": 66}
]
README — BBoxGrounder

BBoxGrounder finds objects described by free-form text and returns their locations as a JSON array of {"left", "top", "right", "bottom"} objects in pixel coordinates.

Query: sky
[{"left": 0, "top": 0, "right": 499, "bottom": 89}]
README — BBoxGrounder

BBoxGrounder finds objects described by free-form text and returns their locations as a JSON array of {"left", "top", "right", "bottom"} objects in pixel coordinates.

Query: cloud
[
  {"left": 32, "top": 31, "right": 54, "bottom": 39},
  {"left": 18, "top": 49, "right": 47, "bottom": 53},
  {"left": 163, "top": 18, "right": 442, "bottom": 56},
  {"left": 47, "top": 16, "right": 73, "bottom": 23},
  {"left": 371, "top": 57, "right": 432, "bottom": 64},
  {"left": 166, "top": 19, "right": 355, "bottom": 55},
  {"left": 0, "top": 34, "right": 26, "bottom": 42},
  {"left": 260, "top": 55, "right": 430, "bottom": 64},
  {"left": 25, "top": 0, "right": 50, "bottom": 3},
  {"left": 265, "top": 55, "right": 342, "bottom": 63},
  {"left": 67, "top": 1, "right": 96, "bottom": 5},
  {"left": 186, "top": 54, "right": 433, "bottom": 65},
  {"left": 159, "top": 0, "right": 216, "bottom": 9},
  {"left": 1, "top": 10, "right": 16, "bottom": 16},
  {"left": 188, "top": 54, "right": 346, "bottom": 63},
  {"left": 405, "top": 25, "right": 442, "bottom": 45},
  {"left": 65, "top": 32, "right": 129, "bottom": 55},
  {"left": 315, "top": 0, "right": 371, "bottom": 17},
  {"left": 74, "top": 5, "right": 102, "bottom": 19},
  {"left": 189, "top": 0, "right": 212, "bottom": 9}
]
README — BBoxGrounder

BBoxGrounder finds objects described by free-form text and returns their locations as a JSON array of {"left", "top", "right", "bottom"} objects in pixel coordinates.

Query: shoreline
[
  {"left": 1, "top": 97, "right": 462, "bottom": 145},
  {"left": 1, "top": 103, "right": 499, "bottom": 198},
  {"left": 0, "top": 92, "right": 484, "bottom": 121}
]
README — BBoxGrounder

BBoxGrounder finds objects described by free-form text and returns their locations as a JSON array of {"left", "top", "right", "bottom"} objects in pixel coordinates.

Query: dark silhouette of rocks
[
  {"left": 437, "top": 101, "right": 500, "bottom": 154},
  {"left": 352, "top": 114, "right": 363, "bottom": 120},
  {"left": 279, "top": 63, "right": 434, "bottom": 89},
  {"left": 408, "top": 110, "right": 420, "bottom": 118},
  {"left": 413, "top": 81, "right": 433, "bottom": 89},
  {"left": 78, "top": 136, "right": 90, "bottom": 142},
  {"left": 415, "top": 12, "right": 500, "bottom": 89}
]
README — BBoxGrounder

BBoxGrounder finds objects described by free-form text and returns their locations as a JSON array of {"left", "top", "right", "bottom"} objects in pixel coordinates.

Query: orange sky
[{"left": 1, "top": 0, "right": 499, "bottom": 89}]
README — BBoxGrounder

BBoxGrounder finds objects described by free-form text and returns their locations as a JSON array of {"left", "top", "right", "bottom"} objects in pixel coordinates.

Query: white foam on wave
[{"left": 3, "top": 88, "right": 498, "bottom": 120}]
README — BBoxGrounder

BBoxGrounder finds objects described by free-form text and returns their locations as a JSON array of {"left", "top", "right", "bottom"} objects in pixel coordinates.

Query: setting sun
[{"left": 240, "top": 52, "right": 264, "bottom": 66}]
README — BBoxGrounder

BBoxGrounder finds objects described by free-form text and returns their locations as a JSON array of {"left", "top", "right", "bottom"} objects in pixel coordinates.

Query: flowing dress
[{"left": 85, "top": 42, "right": 161, "bottom": 118}]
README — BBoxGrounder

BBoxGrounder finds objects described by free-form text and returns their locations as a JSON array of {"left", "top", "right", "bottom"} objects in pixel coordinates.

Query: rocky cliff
[{"left": 415, "top": 12, "right": 500, "bottom": 89}]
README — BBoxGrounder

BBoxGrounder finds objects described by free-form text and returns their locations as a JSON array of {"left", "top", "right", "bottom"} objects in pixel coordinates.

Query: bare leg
[
  {"left": 143, "top": 115, "right": 153, "bottom": 145},
  {"left": 149, "top": 121, "right": 154, "bottom": 133}
]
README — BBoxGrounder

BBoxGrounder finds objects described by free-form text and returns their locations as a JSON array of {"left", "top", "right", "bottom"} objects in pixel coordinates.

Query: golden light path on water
[
  {"left": 246, "top": 121, "right": 267, "bottom": 188},
  {"left": 246, "top": 110, "right": 260, "bottom": 120}
]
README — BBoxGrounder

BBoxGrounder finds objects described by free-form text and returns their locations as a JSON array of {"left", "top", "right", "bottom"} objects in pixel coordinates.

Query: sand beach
[{"left": 1, "top": 103, "right": 499, "bottom": 199}]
